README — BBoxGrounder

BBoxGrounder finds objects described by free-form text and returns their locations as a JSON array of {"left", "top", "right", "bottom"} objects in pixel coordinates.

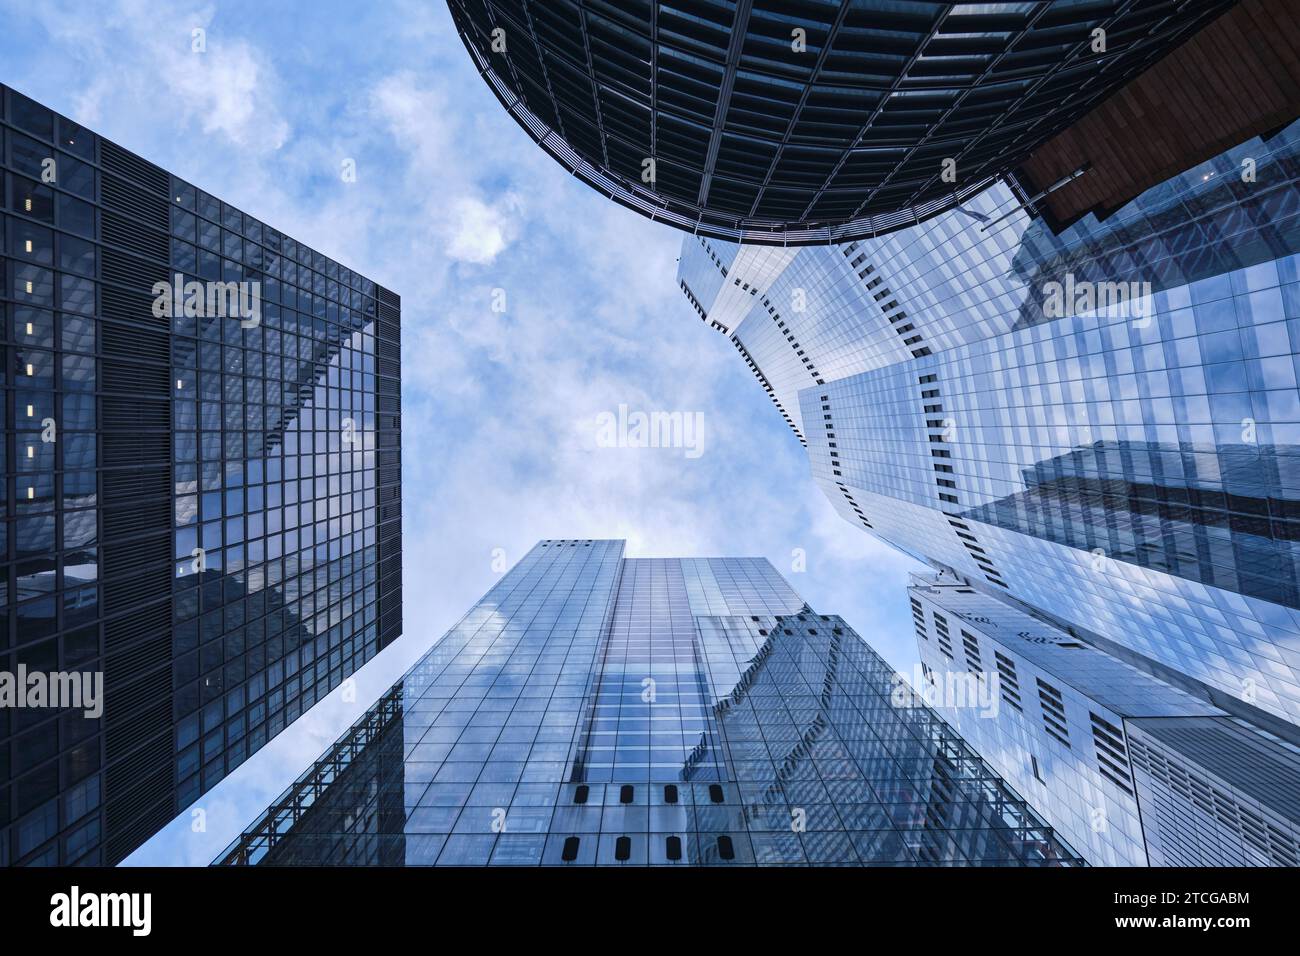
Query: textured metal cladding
[{"left": 448, "top": 0, "right": 1235, "bottom": 244}]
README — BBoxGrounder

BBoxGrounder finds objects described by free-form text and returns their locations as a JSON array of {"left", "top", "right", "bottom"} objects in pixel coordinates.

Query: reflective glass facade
[
  {"left": 677, "top": 119, "right": 1300, "bottom": 729},
  {"left": 218, "top": 541, "right": 1080, "bottom": 866},
  {"left": 912, "top": 571, "right": 1300, "bottom": 867},
  {"left": 449, "top": 0, "right": 1233, "bottom": 244},
  {"left": 1127, "top": 716, "right": 1300, "bottom": 867},
  {"left": 0, "top": 85, "right": 402, "bottom": 865}
]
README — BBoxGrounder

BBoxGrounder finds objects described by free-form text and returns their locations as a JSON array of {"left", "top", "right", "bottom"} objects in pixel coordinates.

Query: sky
[{"left": 0, "top": 0, "right": 924, "bottom": 865}]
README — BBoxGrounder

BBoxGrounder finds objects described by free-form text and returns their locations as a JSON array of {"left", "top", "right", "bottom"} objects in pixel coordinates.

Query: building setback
[
  {"left": 217, "top": 540, "right": 1080, "bottom": 866},
  {"left": 676, "top": 118, "right": 1300, "bottom": 738},
  {"left": 910, "top": 571, "right": 1300, "bottom": 867},
  {"left": 0, "top": 85, "right": 402, "bottom": 864}
]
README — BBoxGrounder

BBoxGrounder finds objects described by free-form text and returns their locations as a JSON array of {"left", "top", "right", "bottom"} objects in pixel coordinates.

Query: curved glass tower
[{"left": 448, "top": 0, "right": 1235, "bottom": 244}]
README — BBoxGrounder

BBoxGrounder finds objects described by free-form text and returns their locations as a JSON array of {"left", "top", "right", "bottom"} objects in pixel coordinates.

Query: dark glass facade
[
  {"left": 448, "top": 0, "right": 1232, "bottom": 244},
  {"left": 0, "top": 85, "right": 402, "bottom": 865},
  {"left": 218, "top": 541, "right": 1080, "bottom": 866}
]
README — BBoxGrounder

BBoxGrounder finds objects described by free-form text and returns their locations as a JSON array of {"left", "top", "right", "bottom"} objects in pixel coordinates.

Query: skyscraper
[
  {"left": 444, "top": 0, "right": 1300, "bottom": 866},
  {"left": 910, "top": 571, "right": 1300, "bottom": 867},
  {"left": 0, "top": 85, "right": 402, "bottom": 865},
  {"left": 217, "top": 540, "right": 1080, "bottom": 866},
  {"left": 449, "top": 0, "right": 1294, "bottom": 244},
  {"left": 677, "top": 117, "right": 1300, "bottom": 743}
]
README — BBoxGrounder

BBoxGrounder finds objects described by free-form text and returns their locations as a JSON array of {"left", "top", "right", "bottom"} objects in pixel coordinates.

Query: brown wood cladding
[{"left": 1017, "top": 0, "right": 1300, "bottom": 227}]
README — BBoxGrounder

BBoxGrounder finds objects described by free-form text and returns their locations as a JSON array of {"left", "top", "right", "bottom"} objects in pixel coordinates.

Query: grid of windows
[
  {"left": 0, "top": 84, "right": 401, "bottom": 865},
  {"left": 910, "top": 572, "right": 1226, "bottom": 866},
  {"left": 449, "top": 0, "right": 1232, "bottom": 245},
  {"left": 573, "top": 557, "right": 805, "bottom": 783},
  {"left": 680, "top": 118, "right": 1300, "bottom": 730},
  {"left": 167, "top": 173, "right": 385, "bottom": 808},
  {"left": 576, "top": 559, "right": 723, "bottom": 783},
  {"left": 217, "top": 543, "right": 1081, "bottom": 866},
  {"left": 0, "top": 89, "right": 104, "bottom": 867}
]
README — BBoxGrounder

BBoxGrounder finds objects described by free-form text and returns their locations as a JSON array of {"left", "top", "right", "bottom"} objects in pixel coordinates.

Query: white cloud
[
  {"left": 24, "top": 0, "right": 289, "bottom": 151},
  {"left": 445, "top": 194, "right": 521, "bottom": 263}
]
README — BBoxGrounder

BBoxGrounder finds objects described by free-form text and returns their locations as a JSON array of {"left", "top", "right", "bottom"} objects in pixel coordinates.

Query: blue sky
[{"left": 0, "top": 0, "right": 923, "bottom": 865}]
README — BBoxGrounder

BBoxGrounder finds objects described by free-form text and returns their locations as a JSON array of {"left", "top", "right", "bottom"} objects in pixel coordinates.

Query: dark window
[
  {"left": 665, "top": 836, "right": 682, "bottom": 861},
  {"left": 573, "top": 785, "right": 588, "bottom": 804},
  {"left": 614, "top": 836, "right": 631, "bottom": 862},
  {"left": 619, "top": 784, "right": 633, "bottom": 804},
  {"left": 57, "top": 194, "right": 94, "bottom": 238},
  {"left": 561, "top": 836, "right": 580, "bottom": 862},
  {"left": 663, "top": 784, "right": 678, "bottom": 804},
  {"left": 717, "top": 835, "right": 735, "bottom": 860},
  {"left": 59, "top": 155, "right": 95, "bottom": 199},
  {"left": 708, "top": 784, "right": 724, "bottom": 804},
  {"left": 11, "top": 92, "right": 54, "bottom": 139}
]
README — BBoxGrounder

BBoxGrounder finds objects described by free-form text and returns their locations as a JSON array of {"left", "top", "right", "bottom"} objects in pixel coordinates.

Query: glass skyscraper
[
  {"left": 448, "top": 0, "right": 1286, "bottom": 244},
  {"left": 0, "top": 85, "right": 402, "bottom": 865},
  {"left": 217, "top": 540, "right": 1080, "bottom": 866},
  {"left": 677, "top": 118, "right": 1300, "bottom": 744},
  {"left": 442, "top": 2, "right": 1300, "bottom": 867},
  {"left": 910, "top": 571, "right": 1300, "bottom": 867}
]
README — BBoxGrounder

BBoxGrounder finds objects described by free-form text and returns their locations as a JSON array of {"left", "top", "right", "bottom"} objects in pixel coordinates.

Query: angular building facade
[
  {"left": 910, "top": 571, "right": 1300, "bottom": 867},
  {"left": 217, "top": 541, "right": 1080, "bottom": 866},
  {"left": 0, "top": 85, "right": 402, "bottom": 865},
  {"left": 450, "top": 0, "right": 1293, "bottom": 244},
  {"left": 678, "top": 117, "right": 1300, "bottom": 742}
]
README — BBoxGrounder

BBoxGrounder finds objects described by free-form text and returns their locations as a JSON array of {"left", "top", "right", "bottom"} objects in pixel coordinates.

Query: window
[
  {"left": 57, "top": 194, "right": 95, "bottom": 238},
  {"left": 57, "top": 117, "right": 95, "bottom": 159},
  {"left": 11, "top": 91, "right": 54, "bottom": 139}
]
